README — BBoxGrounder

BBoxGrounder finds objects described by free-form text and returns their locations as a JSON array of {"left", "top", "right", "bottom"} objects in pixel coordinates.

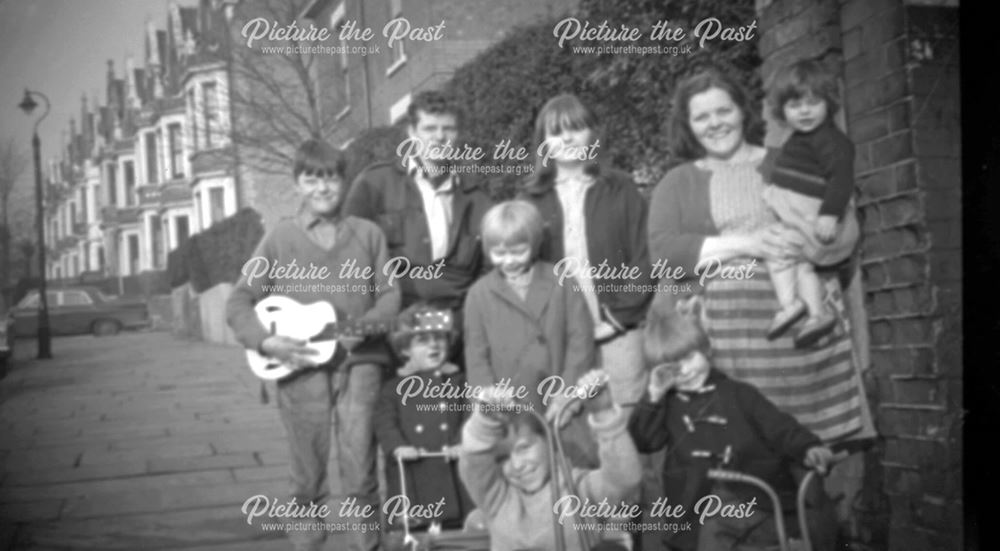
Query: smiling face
[
  {"left": 782, "top": 93, "right": 829, "bottom": 133},
  {"left": 688, "top": 87, "right": 746, "bottom": 160},
  {"left": 488, "top": 242, "right": 533, "bottom": 278},
  {"left": 408, "top": 109, "right": 458, "bottom": 166},
  {"left": 296, "top": 171, "right": 344, "bottom": 217},
  {"left": 672, "top": 350, "right": 712, "bottom": 392},
  {"left": 502, "top": 427, "right": 551, "bottom": 494},
  {"left": 404, "top": 332, "right": 450, "bottom": 371}
]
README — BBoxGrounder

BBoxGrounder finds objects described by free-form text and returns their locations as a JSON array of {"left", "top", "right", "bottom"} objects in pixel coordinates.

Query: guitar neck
[{"left": 313, "top": 318, "right": 398, "bottom": 341}]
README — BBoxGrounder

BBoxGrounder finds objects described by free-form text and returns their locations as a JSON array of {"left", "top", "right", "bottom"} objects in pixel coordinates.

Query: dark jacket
[
  {"left": 628, "top": 369, "right": 821, "bottom": 549},
  {"left": 519, "top": 167, "right": 654, "bottom": 328},
  {"left": 344, "top": 160, "right": 493, "bottom": 311},
  {"left": 374, "top": 363, "right": 473, "bottom": 527}
]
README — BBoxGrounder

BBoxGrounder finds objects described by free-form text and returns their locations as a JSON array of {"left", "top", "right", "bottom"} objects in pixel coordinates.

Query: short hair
[
  {"left": 769, "top": 59, "right": 841, "bottom": 121},
  {"left": 530, "top": 94, "right": 603, "bottom": 184},
  {"left": 292, "top": 138, "right": 346, "bottom": 179},
  {"left": 643, "top": 306, "right": 711, "bottom": 365},
  {"left": 668, "top": 68, "right": 759, "bottom": 162},
  {"left": 407, "top": 90, "right": 463, "bottom": 127},
  {"left": 480, "top": 200, "right": 544, "bottom": 257}
]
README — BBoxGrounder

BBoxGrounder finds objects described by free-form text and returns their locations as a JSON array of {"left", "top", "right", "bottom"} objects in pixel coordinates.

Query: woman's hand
[{"left": 749, "top": 224, "right": 806, "bottom": 262}]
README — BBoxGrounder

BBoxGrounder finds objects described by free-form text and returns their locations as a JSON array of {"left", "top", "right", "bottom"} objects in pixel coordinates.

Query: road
[{"left": 0, "top": 331, "right": 366, "bottom": 550}]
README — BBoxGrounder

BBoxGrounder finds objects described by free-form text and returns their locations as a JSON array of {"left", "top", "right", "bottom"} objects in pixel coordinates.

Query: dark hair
[
  {"left": 407, "top": 90, "right": 463, "bottom": 127},
  {"left": 507, "top": 410, "right": 547, "bottom": 439},
  {"left": 529, "top": 93, "right": 603, "bottom": 186},
  {"left": 769, "top": 59, "right": 840, "bottom": 121},
  {"left": 292, "top": 138, "right": 346, "bottom": 179},
  {"left": 668, "top": 68, "right": 759, "bottom": 162},
  {"left": 643, "top": 304, "right": 711, "bottom": 365}
]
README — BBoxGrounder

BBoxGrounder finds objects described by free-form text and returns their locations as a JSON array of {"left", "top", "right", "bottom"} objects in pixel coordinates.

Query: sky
[{"left": 0, "top": 0, "right": 194, "bottom": 240}]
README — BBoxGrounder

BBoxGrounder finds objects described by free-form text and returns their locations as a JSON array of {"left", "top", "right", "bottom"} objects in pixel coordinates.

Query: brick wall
[
  {"left": 846, "top": 3, "right": 962, "bottom": 549},
  {"left": 759, "top": 0, "right": 962, "bottom": 549}
]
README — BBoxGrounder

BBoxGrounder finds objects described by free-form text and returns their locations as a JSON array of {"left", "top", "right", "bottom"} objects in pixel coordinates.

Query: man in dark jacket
[{"left": 343, "top": 90, "right": 492, "bottom": 316}]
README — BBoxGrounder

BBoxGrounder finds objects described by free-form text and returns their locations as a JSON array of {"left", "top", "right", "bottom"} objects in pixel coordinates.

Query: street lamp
[{"left": 18, "top": 88, "right": 52, "bottom": 359}]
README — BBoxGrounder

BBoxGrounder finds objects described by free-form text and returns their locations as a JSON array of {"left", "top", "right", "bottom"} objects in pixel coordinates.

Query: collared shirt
[
  {"left": 408, "top": 157, "right": 454, "bottom": 261},
  {"left": 296, "top": 208, "right": 340, "bottom": 250},
  {"left": 555, "top": 172, "right": 599, "bottom": 324}
]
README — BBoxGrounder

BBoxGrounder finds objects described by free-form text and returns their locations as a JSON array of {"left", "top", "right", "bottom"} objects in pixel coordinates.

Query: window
[
  {"left": 202, "top": 82, "right": 219, "bottom": 147},
  {"left": 168, "top": 123, "right": 184, "bottom": 178},
  {"left": 389, "top": 93, "right": 411, "bottom": 125},
  {"left": 123, "top": 161, "right": 136, "bottom": 206},
  {"left": 331, "top": 3, "right": 351, "bottom": 114},
  {"left": 107, "top": 163, "right": 117, "bottom": 206},
  {"left": 145, "top": 132, "right": 159, "bottom": 184},
  {"left": 386, "top": 0, "right": 406, "bottom": 74},
  {"left": 127, "top": 234, "right": 140, "bottom": 275},
  {"left": 17, "top": 291, "right": 58, "bottom": 309},
  {"left": 188, "top": 89, "right": 198, "bottom": 150},
  {"left": 175, "top": 215, "right": 190, "bottom": 247},
  {"left": 62, "top": 291, "right": 94, "bottom": 306},
  {"left": 209, "top": 187, "right": 225, "bottom": 225},
  {"left": 151, "top": 214, "right": 163, "bottom": 269}
]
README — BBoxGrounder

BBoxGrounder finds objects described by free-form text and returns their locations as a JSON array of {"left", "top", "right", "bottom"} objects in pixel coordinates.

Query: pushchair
[
  {"left": 385, "top": 375, "right": 627, "bottom": 551},
  {"left": 383, "top": 448, "right": 490, "bottom": 551},
  {"left": 706, "top": 450, "right": 851, "bottom": 551}
]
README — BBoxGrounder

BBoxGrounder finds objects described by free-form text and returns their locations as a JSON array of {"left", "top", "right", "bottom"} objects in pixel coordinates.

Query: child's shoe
[
  {"left": 766, "top": 300, "right": 807, "bottom": 340},
  {"left": 794, "top": 311, "right": 837, "bottom": 348}
]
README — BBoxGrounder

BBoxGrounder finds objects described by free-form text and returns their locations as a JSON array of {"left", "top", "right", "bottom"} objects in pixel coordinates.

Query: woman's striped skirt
[{"left": 702, "top": 267, "right": 875, "bottom": 443}]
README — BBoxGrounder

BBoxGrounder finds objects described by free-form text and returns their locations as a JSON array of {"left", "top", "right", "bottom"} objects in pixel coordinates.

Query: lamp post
[{"left": 18, "top": 89, "right": 52, "bottom": 359}]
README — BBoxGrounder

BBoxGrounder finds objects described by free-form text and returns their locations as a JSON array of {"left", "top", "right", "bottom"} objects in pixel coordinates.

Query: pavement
[{"left": 0, "top": 331, "right": 366, "bottom": 550}]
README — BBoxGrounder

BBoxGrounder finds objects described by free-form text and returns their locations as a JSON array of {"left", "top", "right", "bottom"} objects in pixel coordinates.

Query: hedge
[
  {"left": 442, "top": 0, "right": 761, "bottom": 192},
  {"left": 166, "top": 208, "right": 264, "bottom": 293}
]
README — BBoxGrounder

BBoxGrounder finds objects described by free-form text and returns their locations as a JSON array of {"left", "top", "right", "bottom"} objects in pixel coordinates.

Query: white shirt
[
  {"left": 555, "top": 172, "right": 600, "bottom": 324},
  {"left": 408, "top": 157, "right": 454, "bottom": 261}
]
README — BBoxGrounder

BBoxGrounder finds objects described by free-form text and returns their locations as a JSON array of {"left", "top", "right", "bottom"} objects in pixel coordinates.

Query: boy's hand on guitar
[
  {"left": 394, "top": 446, "right": 421, "bottom": 461},
  {"left": 648, "top": 361, "right": 679, "bottom": 402},
  {"left": 804, "top": 445, "right": 834, "bottom": 476},
  {"left": 261, "top": 335, "right": 319, "bottom": 369}
]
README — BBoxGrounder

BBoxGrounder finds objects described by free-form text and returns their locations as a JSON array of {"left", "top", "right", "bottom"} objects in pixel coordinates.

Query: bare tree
[
  {"left": 0, "top": 139, "right": 28, "bottom": 293},
  {"left": 195, "top": 0, "right": 342, "bottom": 177}
]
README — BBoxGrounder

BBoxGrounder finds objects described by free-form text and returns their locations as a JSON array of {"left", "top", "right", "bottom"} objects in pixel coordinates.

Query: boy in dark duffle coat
[{"left": 628, "top": 302, "right": 837, "bottom": 551}]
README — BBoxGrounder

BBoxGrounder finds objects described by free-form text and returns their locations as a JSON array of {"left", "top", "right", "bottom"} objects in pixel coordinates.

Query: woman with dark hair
[
  {"left": 646, "top": 69, "right": 875, "bottom": 444},
  {"left": 519, "top": 93, "right": 654, "bottom": 412}
]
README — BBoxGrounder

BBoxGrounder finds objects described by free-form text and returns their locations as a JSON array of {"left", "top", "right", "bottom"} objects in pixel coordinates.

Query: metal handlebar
[
  {"left": 707, "top": 450, "right": 851, "bottom": 551},
  {"left": 395, "top": 449, "right": 456, "bottom": 551},
  {"left": 707, "top": 469, "right": 791, "bottom": 551}
]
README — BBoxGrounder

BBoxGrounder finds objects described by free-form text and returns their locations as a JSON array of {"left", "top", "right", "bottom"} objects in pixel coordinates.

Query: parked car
[
  {"left": 11, "top": 287, "right": 150, "bottom": 337},
  {"left": 0, "top": 294, "right": 13, "bottom": 370}
]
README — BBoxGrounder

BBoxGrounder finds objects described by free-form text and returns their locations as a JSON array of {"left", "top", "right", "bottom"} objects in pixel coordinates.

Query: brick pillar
[{"left": 841, "top": 0, "right": 962, "bottom": 549}]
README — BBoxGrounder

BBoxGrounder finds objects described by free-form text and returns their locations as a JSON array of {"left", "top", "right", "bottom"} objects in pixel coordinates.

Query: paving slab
[{"left": 0, "top": 333, "right": 314, "bottom": 550}]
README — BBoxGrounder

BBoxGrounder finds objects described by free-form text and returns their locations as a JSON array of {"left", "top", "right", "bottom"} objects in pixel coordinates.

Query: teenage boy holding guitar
[{"left": 226, "top": 139, "right": 400, "bottom": 551}]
